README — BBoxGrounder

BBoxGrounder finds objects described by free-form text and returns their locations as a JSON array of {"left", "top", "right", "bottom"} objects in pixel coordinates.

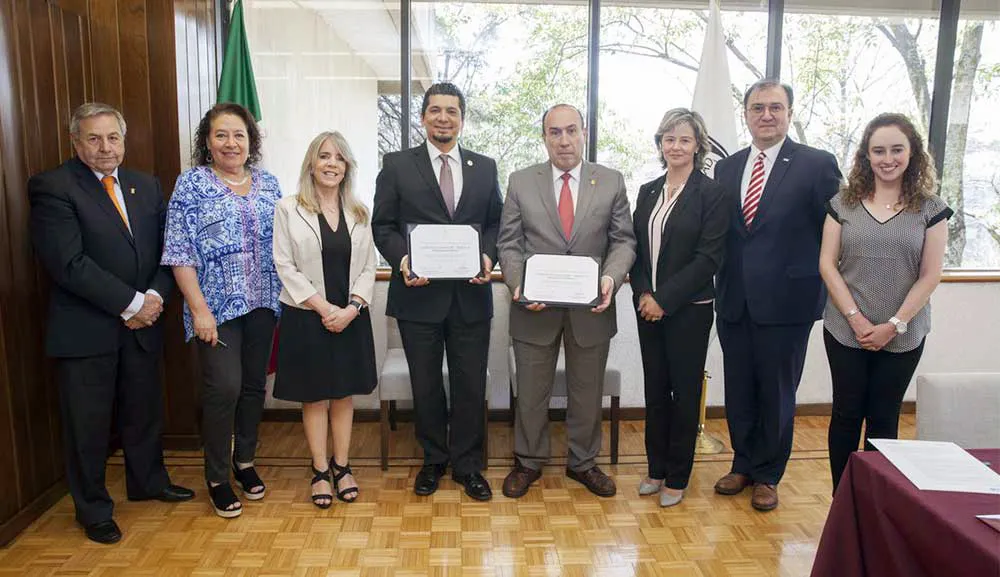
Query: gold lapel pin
[{"left": 590, "top": 179, "right": 596, "bottom": 185}]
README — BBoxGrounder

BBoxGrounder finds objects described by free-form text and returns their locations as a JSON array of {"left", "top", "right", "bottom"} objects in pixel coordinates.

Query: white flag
[{"left": 692, "top": 0, "right": 738, "bottom": 179}]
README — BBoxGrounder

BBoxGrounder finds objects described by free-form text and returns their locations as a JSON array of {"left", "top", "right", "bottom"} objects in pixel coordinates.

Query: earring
[{"left": 207, "top": 152, "right": 213, "bottom": 164}]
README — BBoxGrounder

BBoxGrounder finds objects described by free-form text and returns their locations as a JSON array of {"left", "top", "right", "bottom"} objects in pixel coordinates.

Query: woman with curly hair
[
  {"left": 161, "top": 103, "right": 282, "bottom": 517},
  {"left": 818, "top": 112, "right": 952, "bottom": 492}
]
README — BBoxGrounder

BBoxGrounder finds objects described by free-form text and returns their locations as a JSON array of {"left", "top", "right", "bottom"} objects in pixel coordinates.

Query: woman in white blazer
[{"left": 272, "top": 131, "right": 377, "bottom": 508}]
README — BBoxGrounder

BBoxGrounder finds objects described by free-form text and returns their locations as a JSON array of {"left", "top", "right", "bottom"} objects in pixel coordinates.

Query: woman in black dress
[{"left": 272, "top": 131, "right": 377, "bottom": 508}]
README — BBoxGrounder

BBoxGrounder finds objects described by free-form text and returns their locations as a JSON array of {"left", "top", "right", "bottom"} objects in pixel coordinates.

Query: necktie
[
  {"left": 558, "top": 172, "right": 574, "bottom": 240},
  {"left": 439, "top": 154, "right": 455, "bottom": 216},
  {"left": 742, "top": 152, "right": 766, "bottom": 225},
  {"left": 101, "top": 175, "right": 129, "bottom": 229}
]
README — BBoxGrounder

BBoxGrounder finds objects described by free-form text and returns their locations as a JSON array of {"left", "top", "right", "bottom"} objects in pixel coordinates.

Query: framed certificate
[
  {"left": 406, "top": 224, "right": 482, "bottom": 280},
  {"left": 518, "top": 254, "right": 601, "bottom": 307}
]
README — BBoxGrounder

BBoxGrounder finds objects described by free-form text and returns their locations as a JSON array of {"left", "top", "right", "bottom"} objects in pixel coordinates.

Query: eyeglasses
[{"left": 747, "top": 103, "right": 787, "bottom": 116}]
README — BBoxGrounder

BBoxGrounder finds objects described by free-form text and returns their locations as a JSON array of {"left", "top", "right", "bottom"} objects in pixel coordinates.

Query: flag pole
[{"left": 694, "top": 371, "right": 724, "bottom": 455}]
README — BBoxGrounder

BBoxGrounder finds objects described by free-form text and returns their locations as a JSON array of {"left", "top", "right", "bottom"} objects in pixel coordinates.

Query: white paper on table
[
  {"left": 868, "top": 439, "right": 1000, "bottom": 494},
  {"left": 522, "top": 254, "right": 599, "bottom": 305},
  {"left": 976, "top": 514, "right": 1000, "bottom": 533},
  {"left": 408, "top": 224, "right": 481, "bottom": 279}
]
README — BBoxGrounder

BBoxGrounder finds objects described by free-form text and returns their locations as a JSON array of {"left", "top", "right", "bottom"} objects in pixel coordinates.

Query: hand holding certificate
[
  {"left": 517, "top": 254, "right": 604, "bottom": 308},
  {"left": 406, "top": 224, "right": 483, "bottom": 281}
]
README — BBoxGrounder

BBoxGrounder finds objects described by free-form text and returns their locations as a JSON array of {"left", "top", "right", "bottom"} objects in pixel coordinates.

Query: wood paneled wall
[{"left": 0, "top": 0, "right": 218, "bottom": 546}]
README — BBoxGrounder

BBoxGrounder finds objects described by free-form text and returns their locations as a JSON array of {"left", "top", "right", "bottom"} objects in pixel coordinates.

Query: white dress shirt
[
  {"left": 93, "top": 168, "right": 161, "bottom": 320},
  {"left": 739, "top": 138, "right": 786, "bottom": 204},
  {"left": 427, "top": 140, "right": 464, "bottom": 207},
  {"left": 551, "top": 161, "right": 582, "bottom": 211}
]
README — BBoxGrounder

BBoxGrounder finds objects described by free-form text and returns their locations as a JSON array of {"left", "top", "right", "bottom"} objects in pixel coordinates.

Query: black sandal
[
  {"left": 331, "top": 460, "right": 359, "bottom": 503},
  {"left": 310, "top": 465, "right": 333, "bottom": 509},
  {"left": 232, "top": 456, "right": 266, "bottom": 501},
  {"left": 207, "top": 482, "right": 242, "bottom": 518}
]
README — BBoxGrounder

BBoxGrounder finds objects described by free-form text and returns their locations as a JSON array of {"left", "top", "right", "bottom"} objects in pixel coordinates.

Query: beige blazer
[{"left": 273, "top": 195, "right": 377, "bottom": 309}]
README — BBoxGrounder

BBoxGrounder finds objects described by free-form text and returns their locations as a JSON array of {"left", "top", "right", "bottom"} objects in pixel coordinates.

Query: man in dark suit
[
  {"left": 712, "top": 81, "right": 841, "bottom": 511},
  {"left": 29, "top": 103, "right": 193, "bottom": 544},
  {"left": 372, "top": 83, "right": 503, "bottom": 501}
]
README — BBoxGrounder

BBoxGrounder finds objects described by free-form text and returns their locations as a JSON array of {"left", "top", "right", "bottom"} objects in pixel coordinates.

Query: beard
[{"left": 430, "top": 132, "right": 454, "bottom": 145}]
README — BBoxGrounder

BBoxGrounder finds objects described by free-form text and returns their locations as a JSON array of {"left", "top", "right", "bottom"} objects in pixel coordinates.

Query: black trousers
[
  {"left": 396, "top": 296, "right": 490, "bottom": 475},
  {"left": 718, "top": 309, "right": 812, "bottom": 485},
  {"left": 637, "top": 303, "right": 714, "bottom": 489},
  {"left": 56, "top": 327, "right": 169, "bottom": 526},
  {"left": 196, "top": 308, "right": 276, "bottom": 484},
  {"left": 824, "top": 330, "right": 925, "bottom": 492}
]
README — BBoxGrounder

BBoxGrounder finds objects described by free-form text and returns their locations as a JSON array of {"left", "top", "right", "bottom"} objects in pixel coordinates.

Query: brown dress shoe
[
  {"left": 714, "top": 472, "right": 752, "bottom": 495},
  {"left": 751, "top": 483, "right": 779, "bottom": 511},
  {"left": 502, "top": 463, "right": 541, "bottom": 498},
  {"left": 566, "top": 466, "right": 617, "bottom": 497}
]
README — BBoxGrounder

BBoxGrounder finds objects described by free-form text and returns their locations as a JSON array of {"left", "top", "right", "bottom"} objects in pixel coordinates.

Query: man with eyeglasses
[{"left": 711, "top": 80, "right": 842, "bottom": 511}]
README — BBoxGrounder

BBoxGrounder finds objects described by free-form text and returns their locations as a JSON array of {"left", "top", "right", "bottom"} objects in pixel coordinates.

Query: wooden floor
[{"left": 0, "top": 415, "right": 916, "bottom": 577}]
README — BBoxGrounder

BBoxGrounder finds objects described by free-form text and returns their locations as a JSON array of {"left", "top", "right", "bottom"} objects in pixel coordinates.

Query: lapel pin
[
  {"left": 782, "top": 158, "right": 790, "bottom": 162},
  {"left": 590, "top": 179, "right": 596, "bottom": 185},
  {"left": 466, "top": 159, "right": 473, "bottom": 166},
  {"left": 129, "top": 187, "right": 135, "bottom": 195}
]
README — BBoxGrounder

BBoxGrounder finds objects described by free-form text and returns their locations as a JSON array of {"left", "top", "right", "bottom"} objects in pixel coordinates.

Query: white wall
[
  {"left": 266, "top": 280, "right": 1000, "bottom": 410},
  {"left": 246, "top": 2, "right": 380, "bottom": 204}
]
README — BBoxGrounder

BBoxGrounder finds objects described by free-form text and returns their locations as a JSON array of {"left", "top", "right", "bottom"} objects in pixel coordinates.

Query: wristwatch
[
  {"left": 889, "top": 316, "right": 908, "bottom": 334},
  {"left": 348, "top": 299, "right": 366, "bottom": 313}
]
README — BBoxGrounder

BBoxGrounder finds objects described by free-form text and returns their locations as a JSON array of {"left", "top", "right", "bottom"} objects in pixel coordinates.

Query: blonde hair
[
  {"left": 296, "top": 131, "right": 368, "bottom": 225},
  {"left": 654, "top": 108, "right": 711, "bottom": 170}
]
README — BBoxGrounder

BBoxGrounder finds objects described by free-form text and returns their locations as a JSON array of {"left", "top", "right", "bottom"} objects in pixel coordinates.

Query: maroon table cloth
[{"left": 811, "top": 448, "right": 1000, "bottom": 577}]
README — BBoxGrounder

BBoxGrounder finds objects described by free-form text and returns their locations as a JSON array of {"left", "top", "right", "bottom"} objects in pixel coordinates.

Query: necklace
[
  {"left": 214, "top": 168, "right": 249, "bottom": 187},
  {"left": 665, "top": 181, "right": 686, "bottom": 200}
]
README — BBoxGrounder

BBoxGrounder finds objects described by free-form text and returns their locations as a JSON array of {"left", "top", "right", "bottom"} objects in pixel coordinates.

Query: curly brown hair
[
  {"left": 842, "top": 112, "right": 937, "bottom": 211},
  {"left": 192, "top": 102, "right": 262, "bottom": 167}
]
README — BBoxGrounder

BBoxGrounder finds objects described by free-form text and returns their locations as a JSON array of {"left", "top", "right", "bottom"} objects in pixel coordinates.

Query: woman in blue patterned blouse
[{"left": 162, "top": 103, "right": 282, "bottom": 518}]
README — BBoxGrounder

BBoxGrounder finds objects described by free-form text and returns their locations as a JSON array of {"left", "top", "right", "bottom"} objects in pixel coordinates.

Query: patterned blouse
[
  {"left": 823, "top": 192, "right": 952, "bottom": 353},
  {"left": 161, "top": 165, "right": 282, "bottom": 341}
]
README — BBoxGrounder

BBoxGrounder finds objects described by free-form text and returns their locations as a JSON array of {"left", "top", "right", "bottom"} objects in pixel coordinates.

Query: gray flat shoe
[
  {"left": 659, "top": 489, "right": 684, "bottom": 507},
  {"left": 638, "top": 478, "right": 663, "bottom": 496}
]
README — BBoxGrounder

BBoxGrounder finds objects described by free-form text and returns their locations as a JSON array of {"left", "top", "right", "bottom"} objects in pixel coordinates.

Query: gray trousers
[
  {"left": 196, "top": 307, "right": 276, "bottom": 484},
  {"left": 512, "top": 315, "right": 610, "bottom": 472}
]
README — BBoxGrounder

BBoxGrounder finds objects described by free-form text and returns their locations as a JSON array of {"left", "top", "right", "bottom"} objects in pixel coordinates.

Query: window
[
  {"left": 941, "top": 14, "right": 1000, "bottom": 268},
  {"left": 244, "top": 0, "right": 403, "bottom": 209},
  {"left": 598, "top": 3, "right": 767, "bottom": 200},
  {"left": 413, "top": 0, "right": 590, "bottom": 190},
  {"left": 781, "top": 12, "right": 939, "bottom": 170}
]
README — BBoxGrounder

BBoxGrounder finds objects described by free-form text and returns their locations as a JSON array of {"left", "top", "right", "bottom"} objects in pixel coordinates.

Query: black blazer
[
  {"left": 372, "top": 143, "right": 503, "bottom": 323},
  {"left": 630, "top": 169, "right": 731, "bottom": 315},
  {"left": 713, "top": 139, "right": 842, "bottom": 325},
  {"left": 29, "top": 157, "right": 174, "bottom": 357}
]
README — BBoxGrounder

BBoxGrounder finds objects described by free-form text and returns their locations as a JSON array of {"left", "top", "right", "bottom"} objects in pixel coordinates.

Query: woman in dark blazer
[{"left": 631, "top": 108, "right": 731, "bottom": 507}]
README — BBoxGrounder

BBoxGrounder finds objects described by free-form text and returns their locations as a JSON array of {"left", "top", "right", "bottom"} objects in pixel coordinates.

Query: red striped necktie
[{"left": 742, "top": 151, "right": 766, "bottom": 225}]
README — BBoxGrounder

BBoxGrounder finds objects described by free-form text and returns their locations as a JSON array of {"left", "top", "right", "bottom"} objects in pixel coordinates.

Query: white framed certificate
[
  {"left": 519, "top": 254, "right": 600, "bottom": 307},
  {"left": 406, "top": 224, "right": 482, "bottom": 280}
]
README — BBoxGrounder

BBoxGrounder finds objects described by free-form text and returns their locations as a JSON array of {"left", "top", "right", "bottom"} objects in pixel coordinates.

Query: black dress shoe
[
  {"left": 414, "top": 464, "right": 447, "bottom": 496},
  {"left": 453, "top": 472, "right": 492, "bottom": 501},
  {"left": 129, "top": 484, "right": 196, "bottom": 502},
  {"left": 84, "top": 519, "right": 122, "bottom": 544}
]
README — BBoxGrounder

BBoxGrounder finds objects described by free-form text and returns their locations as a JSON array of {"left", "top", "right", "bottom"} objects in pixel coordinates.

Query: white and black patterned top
[{"left": 823, "top": 192, "right": 953, "bottom": 353}]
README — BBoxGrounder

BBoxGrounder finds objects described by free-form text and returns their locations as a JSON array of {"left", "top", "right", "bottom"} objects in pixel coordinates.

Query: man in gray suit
[{"left": 497, "top": 104, "right": 636, "bottom": 498}]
